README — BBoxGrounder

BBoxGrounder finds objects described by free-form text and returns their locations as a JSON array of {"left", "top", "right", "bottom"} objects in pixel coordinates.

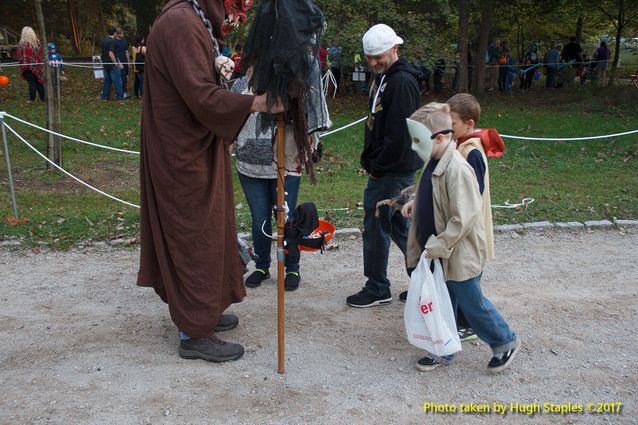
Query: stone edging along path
[
  {"left": 0, "top": 219, "right": 636, "bottom": 248},
  {"left": 330, "top": 218, "right": 638, "bottom": 238}
]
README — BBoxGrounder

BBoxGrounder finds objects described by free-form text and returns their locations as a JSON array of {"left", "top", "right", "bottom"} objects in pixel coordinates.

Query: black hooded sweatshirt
[{"left": 360, "top": 57, "right": 423, "bottom": 177}]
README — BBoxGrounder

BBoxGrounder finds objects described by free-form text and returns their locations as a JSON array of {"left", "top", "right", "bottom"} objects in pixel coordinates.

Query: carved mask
[
  {"left": 215, "top": 56, "right": 235, "bottom": 81},
  {"left": 222, "top": 0, "right": 254, "bottom": 36}
]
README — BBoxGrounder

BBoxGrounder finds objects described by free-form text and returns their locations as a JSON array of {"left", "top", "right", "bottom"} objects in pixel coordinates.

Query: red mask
[{"left": 222, "top": 0, "right": 254, "bottom": 36}]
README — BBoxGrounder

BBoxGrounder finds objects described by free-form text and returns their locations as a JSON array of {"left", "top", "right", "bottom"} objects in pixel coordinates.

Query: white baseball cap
[{"left": 362, "top": 24, "right": 404, "bottom": 56}]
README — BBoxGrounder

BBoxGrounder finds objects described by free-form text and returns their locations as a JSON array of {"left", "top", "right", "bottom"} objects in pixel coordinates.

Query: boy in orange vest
[{"left": 446, "top": 93, "right": 503, "bottom": 342}]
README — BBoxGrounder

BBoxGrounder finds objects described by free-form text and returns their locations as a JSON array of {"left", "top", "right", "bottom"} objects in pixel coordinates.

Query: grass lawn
[{"left": 0, "top": 65, "right": 637, "bottom": 248}]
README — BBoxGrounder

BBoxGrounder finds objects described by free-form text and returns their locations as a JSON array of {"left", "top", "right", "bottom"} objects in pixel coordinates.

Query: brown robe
[{"left": 137, "top": 0, "right": 254, "bottom": 338}]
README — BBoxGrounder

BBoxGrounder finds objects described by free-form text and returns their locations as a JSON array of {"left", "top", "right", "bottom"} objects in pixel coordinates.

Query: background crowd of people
[
  {"left": 316, "top": 35, "right": 616, "bottom": 98},
  {"left": 13, "top": 23, "right": 624, "bottom": 104},
  {"left": 15, "top": 25, "right": 147, "bottom": 103}
]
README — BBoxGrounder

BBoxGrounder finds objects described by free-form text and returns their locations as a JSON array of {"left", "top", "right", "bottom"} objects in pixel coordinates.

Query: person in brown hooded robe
[{"left": 137, "top": 0, "right": 282, "bottom": 362}]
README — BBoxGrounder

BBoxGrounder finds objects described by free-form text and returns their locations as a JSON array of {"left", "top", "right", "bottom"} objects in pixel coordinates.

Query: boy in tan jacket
[{"left": 402, "top": 102, "right": 519, "bottom": 373}]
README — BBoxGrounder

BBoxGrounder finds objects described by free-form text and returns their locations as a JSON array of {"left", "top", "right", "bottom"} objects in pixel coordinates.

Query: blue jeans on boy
[
  {"left": 101, "top": 65, "right": 124, "bottom": 100},
  {"left": 437, "top": 274, "right": 517, "bottom": 362},
  {"left": 238, "top": 173, "right": 301, "bottom": 274},
  {"left": 362, "top": 173, "right": 415, "bottom": 296}
]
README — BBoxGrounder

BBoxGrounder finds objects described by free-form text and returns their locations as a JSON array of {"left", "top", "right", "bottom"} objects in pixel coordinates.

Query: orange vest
[{"left": 457, "top": 128, "right": 505, "bottom": 158}]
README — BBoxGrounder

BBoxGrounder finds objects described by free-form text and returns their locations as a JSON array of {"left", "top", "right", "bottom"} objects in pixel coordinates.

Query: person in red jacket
[
  {"left": 231, "top": 43, "right": 242, "bottom": 79},
  {"left": 17, "top": 26, "right": 45, "bottom": 102},
  {"left": 319, "top": 46, "right": 328, "bottom": 73}
]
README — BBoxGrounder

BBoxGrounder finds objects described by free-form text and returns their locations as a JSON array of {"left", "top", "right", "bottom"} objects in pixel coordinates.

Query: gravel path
[{"left": 1, "top": 228, "right": 637, "bottom": 424}]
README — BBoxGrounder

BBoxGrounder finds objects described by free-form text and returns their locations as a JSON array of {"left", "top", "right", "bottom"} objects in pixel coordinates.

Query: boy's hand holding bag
[{"left": 404, "top": 251, "right": 462, "bottom": 357}]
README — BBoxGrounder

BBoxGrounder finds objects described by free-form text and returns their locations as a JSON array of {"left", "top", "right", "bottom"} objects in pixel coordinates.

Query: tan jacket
[
  {"left": 407, "top": 142, "right": 487, "bottom": 281},
  {"left": 457, "top": 137, "right": 495, "bottom": 262}
]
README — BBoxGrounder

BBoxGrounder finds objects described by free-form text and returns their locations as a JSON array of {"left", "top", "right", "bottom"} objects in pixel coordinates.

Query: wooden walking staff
[
  {"left": 239, "top": 0, "right": 325, "bottom": 374},
  {"left": 275, "top": 113, "right": 286, "bottom": 374}
]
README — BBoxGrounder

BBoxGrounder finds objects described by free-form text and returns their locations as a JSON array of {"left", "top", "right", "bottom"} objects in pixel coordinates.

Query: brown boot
[{"left": 179, "top": 336, "right": 244, "bottom": 362}]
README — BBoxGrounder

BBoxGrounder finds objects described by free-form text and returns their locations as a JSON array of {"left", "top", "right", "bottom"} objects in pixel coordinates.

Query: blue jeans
[
  {"left": 238, "top": 173, "right": 301, "bottom": 273},
  {"left": 446, "top": 274, "right": 518, "bottom": 356},
  {"left": 546, "top": 67, "right": 557, "bottom": 88},
  {"left": 362, "top": 173, "right": 415, "bottom": 296},
  {"left": 134, "top": 72, "right": 144, "bottom": 97},
  {"left": 101, "top": 65, "right": 124, "bottom": 100}
]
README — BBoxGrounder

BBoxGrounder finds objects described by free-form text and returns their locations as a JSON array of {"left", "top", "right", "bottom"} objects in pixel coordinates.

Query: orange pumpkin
[
  {"left": 498, "top": 57, "right": 507, "bottom": 65},
  {"left": 0, "top": 76, "right": 10, "bottom": 86}
]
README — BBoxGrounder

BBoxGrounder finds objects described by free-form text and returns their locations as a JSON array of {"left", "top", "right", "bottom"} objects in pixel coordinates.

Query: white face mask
[
  {"left": 406, "top": 118, "right": 433, "bottom": 163},
  {"left": 215, "top": 56, "right": 235, "bottom": 81}
]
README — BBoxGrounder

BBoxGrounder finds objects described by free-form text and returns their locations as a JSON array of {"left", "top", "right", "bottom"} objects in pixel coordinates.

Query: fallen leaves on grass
[{"left": 5, "top": 216, "right": 31, "bottom": 226}]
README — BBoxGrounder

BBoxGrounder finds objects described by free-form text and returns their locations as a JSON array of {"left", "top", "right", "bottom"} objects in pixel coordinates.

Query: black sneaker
[
  {"left": 458, "top": 327, "right": 478, "bottom": 342},
  {"left": 415, "top": 356, "right": 442, "bottom": 372},
  {"left": 399, "top": 290, "right": 408, "bottom": 302},
  {"left": 487, "top": 340, "right": 520, "bottom": 372},
  {"left": 215, "top": 314, "right": 239, "bottom": 332},
  {"left": 245, "top": 269, "right": 270, "bottom": 288},
  {"left": 346, "top": 288, "right": 392, "bottom": 308},
  {"left": 179, "top": 336, "right": 244, "bottom": 362},
  {"left": 284, "top": 272, "right": 301, "bottom": 291}
]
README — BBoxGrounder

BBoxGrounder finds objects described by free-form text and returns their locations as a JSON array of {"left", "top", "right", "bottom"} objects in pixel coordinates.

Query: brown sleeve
[{"left": 157, "top": 7, "right": 254, "bottom": 142}]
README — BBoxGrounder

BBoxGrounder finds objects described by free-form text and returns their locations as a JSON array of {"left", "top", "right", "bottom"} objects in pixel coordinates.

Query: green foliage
[
  {"left": 3, "top": 1, "right": 637, "bottom": 71},
  {"left": 317, "top": 0, "right": 455, "bottom": 66}
]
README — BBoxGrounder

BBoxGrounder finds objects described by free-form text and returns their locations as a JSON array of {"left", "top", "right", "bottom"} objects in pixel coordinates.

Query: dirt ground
[{"left": 1, "top": 228, "right": 637, "bottom": 425}]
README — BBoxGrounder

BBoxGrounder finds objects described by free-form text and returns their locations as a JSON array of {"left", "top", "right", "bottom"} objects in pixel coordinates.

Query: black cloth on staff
[
  {"left": 242, "top": 0, "right": 325, "bottom": 109},
  {"left": 284, "top": 202, "right": 325, "bottom": 265},
  {"left": 242, "top": 0, "right": 326, "bottom": 183}
]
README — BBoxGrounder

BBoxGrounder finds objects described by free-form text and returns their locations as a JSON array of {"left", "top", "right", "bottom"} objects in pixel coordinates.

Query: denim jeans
[
  {"left": 101, "top": 65, "right": 124, "bottom": 100},
  {"left": 362, "top": 173, "right": 415, "bottom": 296},
  {"left": 22, "top": 70, "right": 45, "bottom": 101},
  {"left": 446, "top": 274, "right": 518, "bottom": 356},
  {"left": 238, "top": 173, "right": 301, "bottom": 273},
  {"left": 134, "top": 72, "right": 144, "bottom": 97},
  {"left": 546, "top": 67, "right": 557, "bottom": 88}
]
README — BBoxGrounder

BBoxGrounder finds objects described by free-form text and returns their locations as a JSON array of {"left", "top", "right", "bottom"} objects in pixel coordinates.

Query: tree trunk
[
  {"left": 96, "top": 0, "right": 107, "bottom": 35},
  {"left": 130, "top": 0, "right": 163, "bottom": 36},
  {"left": 609, "top": 1, "right": 624, "bottom": 87},
  {"left": 475, "top": 0, "right": 493, "bottom": 93},
  {"left": 67, "top": 0, "right": 81, "bottom": 54},
  {"left": 456, "top": 0, "right": 470, "bottom": 93},
  {"left": 575, "top": 14, "right": 584, "bottom": 43},
  {"left": 34, "top": 0, "right": 62, "bottom": 168}
]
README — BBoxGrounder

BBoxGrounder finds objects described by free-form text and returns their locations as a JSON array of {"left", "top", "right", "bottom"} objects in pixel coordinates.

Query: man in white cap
[{"left": 347, "top": 23, "right": 424, "bottom": 308}]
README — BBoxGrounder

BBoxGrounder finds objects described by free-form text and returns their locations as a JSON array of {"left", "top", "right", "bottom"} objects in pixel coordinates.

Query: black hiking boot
[
  {"left": 179, "top": 336, "right": 244, "bottom": 362},
  {"left": 215, "top": 314, "right": 239, "bottom": 332}
]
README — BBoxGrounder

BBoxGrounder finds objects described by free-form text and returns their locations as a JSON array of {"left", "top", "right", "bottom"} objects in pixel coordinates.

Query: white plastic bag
[{"left": 404, "top": 252, "right": 462, "bottom": 357}]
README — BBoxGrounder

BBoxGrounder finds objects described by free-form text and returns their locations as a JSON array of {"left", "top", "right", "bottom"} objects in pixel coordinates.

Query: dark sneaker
[
  {"left": 458, "top": 327, "right": 478, "bottom": 342},
  {"left": 284, "top": 272, "right": 301, "bottom": 291},
  {"left": 487, "top": 340, "right": 520, "bottom": 373},
  {"left": 179, "top": 336, "right": 244, "bottom": 362},
  {"left": 399, "top": 290, "right": 408, "bottom": 302},
  {"left": 245, "top": 269, "right": 270, "bottom": 288},
  {"left": 215, "top": 314, "right": 239, "bottom": 332},
  {"left": 415, "top": 356, "right": 443, "bottom": 372},
  {"left": 346, "top": 288, "right": 392, "bottom": 308}
]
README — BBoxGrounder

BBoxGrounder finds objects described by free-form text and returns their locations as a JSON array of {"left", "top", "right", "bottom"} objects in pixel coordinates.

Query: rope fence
[
  {"left": 1, "top": 111, "right": 637, "bottom": 215},
  {"left": 4, "top": 113, "right": 140, "bottom": 155},
  {"left": 3, "top": 123, "right": 141, "bottom": 208},
  {"left": 0, "top": 58, "right": 620, "bottom": 70}
]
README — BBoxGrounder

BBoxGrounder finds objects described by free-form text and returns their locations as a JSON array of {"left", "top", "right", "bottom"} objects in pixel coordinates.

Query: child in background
[
  {"left": 47, "top": 42, "right": 65, "bottom": 89},
  {"left": 402, "top": 102, "right": 519, "bottom": 373}
]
